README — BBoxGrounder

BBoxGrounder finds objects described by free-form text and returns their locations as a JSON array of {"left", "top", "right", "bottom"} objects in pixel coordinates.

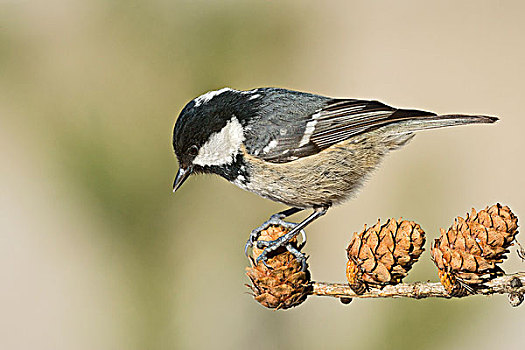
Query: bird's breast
[{"left": 234, "top": 140, "right": 385, "bottom": 208}]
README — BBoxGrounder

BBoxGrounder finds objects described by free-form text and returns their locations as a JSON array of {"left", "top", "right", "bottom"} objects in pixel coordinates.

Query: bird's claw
[
  {"left": 286, "top": 244, "right": 308, "bottom": 271},
  {"left": 255, "top": 253, "right": 272, "bottom": 269},
  {"left": 254, "top": 242, "right": 308, "bottom": 271},
  {"left": 245, "top": 214, "right": 308, "bottom": 270},
  {"left": 244, "top": 216, "right": 301, "bottom": 257}
]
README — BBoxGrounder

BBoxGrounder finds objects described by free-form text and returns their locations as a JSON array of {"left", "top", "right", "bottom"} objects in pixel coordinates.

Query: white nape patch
[
  {"left": 193, "top": 117, "right": 245, "bottom": 166},
  {"left": 298, "top": 112, "right": 321, "bottom": 147},
  {"left": 193, "top": 87, "right": 232, "bottom": 107},
  {"left": 262, "top": 140, "right": 278, "bottom": 154}
]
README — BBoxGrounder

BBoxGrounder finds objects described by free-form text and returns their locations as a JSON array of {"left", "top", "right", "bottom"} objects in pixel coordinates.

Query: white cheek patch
[
  {"left": 193, "top": 87, "right": 232, "bottom": 107},
  {"left": 193, "top": 117, "right": 245, "bottom": 166}
]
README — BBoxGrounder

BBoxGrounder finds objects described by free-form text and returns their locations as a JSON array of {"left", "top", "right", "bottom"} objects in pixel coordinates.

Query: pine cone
[
  {"left": 431, "top": 204, "right": 519, "bottom": 296},
  {"left": 245, "top": 225, "right": 311, "bottom": 309},
  {"left": 346, "top": 219, "right": 426, "bottom": 294}
]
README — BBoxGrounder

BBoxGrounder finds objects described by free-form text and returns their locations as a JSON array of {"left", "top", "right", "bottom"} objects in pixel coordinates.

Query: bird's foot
[
  {"left": 245, "top": 216, "right": 307, "bottom": 270},
  {"left": 244, "top": 214, "right": 300, "bottom": 256},
  {"left": 286, "top": 243, "right": 308, "bottom": 271},
  {"left": 252, "top": 223, "right": 307, "bottom": 271}
]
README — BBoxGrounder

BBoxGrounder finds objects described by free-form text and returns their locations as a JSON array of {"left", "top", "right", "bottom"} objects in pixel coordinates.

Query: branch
[{"left": 310, "top": 272, "right": 525, "bottom": 306}]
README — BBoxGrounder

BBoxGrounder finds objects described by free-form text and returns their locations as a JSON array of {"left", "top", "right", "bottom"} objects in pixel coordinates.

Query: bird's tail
[
  {"left": 385, "top": 114, "right": 498, "bottom": 135},
  {"left": 379, "top": 113, "right": 498, "bottom": 150}
]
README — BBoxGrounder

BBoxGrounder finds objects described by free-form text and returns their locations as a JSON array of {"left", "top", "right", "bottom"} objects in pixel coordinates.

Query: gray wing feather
[{"left": 244, "top": 92, "right": 436, "bottom": 163}]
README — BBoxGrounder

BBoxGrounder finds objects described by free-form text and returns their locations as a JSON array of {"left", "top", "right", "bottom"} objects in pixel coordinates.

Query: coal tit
[{"left": 172, "top": 87, "right": 497, "bottom": 267}]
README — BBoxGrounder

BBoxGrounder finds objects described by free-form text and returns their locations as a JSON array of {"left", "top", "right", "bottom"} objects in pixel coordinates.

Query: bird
[{"left": 171, "top": 87, "right": 498, "bottom": 268}]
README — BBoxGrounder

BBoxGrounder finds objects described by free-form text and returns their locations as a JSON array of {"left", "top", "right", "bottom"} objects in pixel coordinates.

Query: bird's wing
[{"left": 246, "top": 98, "right": 436, "bottom": 163}]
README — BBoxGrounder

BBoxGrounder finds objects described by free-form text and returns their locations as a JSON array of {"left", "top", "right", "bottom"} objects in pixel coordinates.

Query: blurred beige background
[{"left": 1, "top": 0, "right": 524, "bottom": 349}]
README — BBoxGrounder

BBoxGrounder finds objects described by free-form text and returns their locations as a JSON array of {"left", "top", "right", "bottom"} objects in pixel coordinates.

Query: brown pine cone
[
  {"left": 245, "top": 225, "right": 311, "bottom": 309},
  {"left": 346, "top": 219, "right": 426, "bottom": 294},
  {"left": 467, "top": 204, "right": 518, "bottom": 245},
  {"left": 431, "top": 204, "right": 519, "bottom": 297}
]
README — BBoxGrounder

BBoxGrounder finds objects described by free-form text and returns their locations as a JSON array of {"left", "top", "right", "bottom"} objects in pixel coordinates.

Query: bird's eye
[{"left": 188, "top": 145, "right": 199, "bottom": 157}]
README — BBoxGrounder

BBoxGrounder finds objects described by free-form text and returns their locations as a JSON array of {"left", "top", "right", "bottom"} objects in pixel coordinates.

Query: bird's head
[{"left": 172, "top": 88, "right": 248, "bottom": 192}]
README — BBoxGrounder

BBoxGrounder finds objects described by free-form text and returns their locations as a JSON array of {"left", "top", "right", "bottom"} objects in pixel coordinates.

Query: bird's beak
[{"left": 173, "top": 166, "right": 192, "bottom": 192}]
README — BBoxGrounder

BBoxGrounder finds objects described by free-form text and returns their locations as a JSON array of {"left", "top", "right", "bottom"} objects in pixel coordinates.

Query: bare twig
[{"left": 310, "top": 272, "right": 525, "bottom": 306}]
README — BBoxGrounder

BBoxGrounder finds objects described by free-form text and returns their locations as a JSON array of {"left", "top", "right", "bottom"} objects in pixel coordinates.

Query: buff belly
[{"left": 237, "top": 138, "right": 391, "bottom": 208}]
